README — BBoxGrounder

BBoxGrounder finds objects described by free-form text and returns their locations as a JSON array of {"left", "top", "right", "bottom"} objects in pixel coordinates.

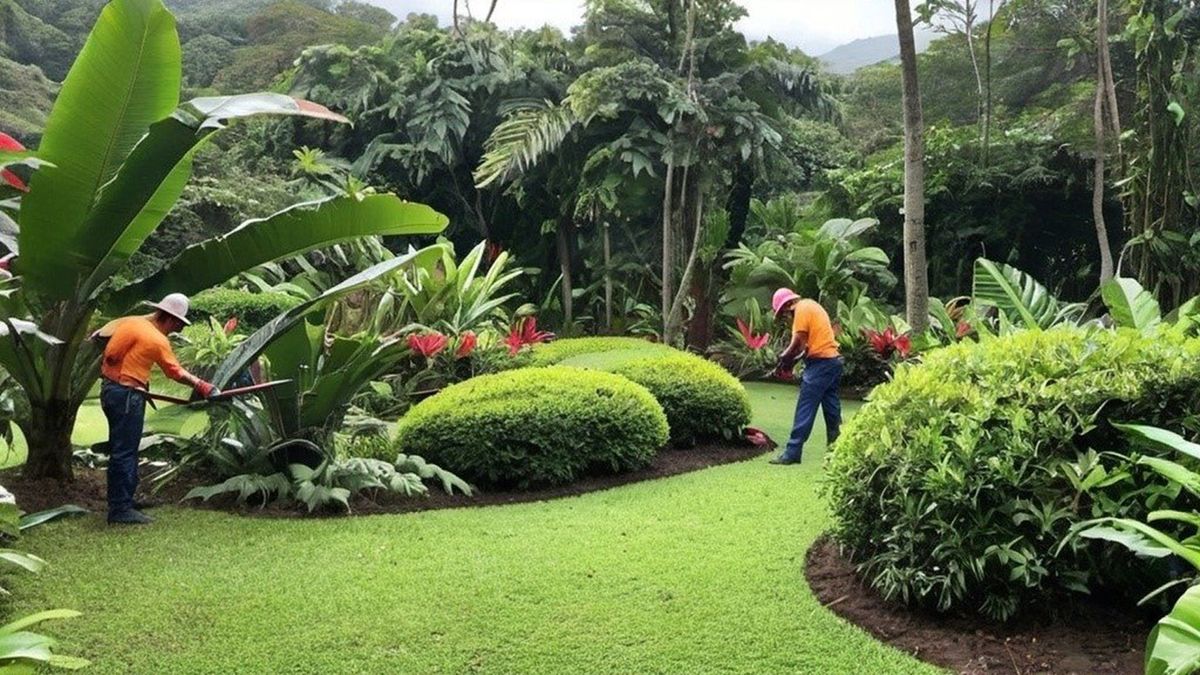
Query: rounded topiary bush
[
  {"left": 529, "top": 337, "right": 672, "bottom": 366},
  {"left": 394, "top": 366, "right": 669, "bottom": 488},
  {"left": 190, "top": 288, "right": 302, "bottom": 331},
  {"left": 826, "top": 327, "right": 1200, "bottom": 620},
  {"left": 563, "top": 349, "right": 752, "bottom": 445}
]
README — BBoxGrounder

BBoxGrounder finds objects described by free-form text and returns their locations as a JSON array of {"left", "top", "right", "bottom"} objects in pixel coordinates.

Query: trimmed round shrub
[
  {"left": 190, "top": 288, "right": 302, "bottom": 331},
  {"left": 826, "top": 327, "right": 1200, "bottom": 620},
  {"left": 563, "top": 349, "right": 752, "bottom": 445},
  {"left": 529, "top": 337, "right": 672, "bottom": 366},
  {"left": 394, "top": 366, "right": 669, "bottom": 488}
]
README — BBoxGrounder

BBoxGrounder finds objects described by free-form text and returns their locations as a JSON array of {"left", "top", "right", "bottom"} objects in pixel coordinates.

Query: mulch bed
[
  {"left": 806, "top": 535, "right": 1151, "bottom": 674},
  {"left": 1, "top": 441, "right": 770, "bottom": 519}
]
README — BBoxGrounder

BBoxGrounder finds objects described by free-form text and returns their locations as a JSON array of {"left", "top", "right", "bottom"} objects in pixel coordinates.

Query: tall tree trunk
[
  {"left": 895, "top": 0, "right": 930, "bottom": 332},
  {"left": 603, "top": 222, "right": 613, "bottom": 331},
  {"left": 983, "top": 0, "right": 995, "bottom": 165},
  {"left": 963, "top": 7, "right": 985, "bottom": 132},
  {"left": 21, "top": 398, "right": 78, "bottom": 481},
  {"left": 665, "top": 185, "right": 704, "bottom": 344},
  {"left": 1093, "top": 0, "right": 1116, "bottom": 282},
  {"left": 556, "top": 221, "right": 574, "bottom": 329},
  {"left": 661, "top": 161, "right": 676, "bottom": 336},
  {"left": 724, "top": 160, "right": 754, "bottom": 248}
]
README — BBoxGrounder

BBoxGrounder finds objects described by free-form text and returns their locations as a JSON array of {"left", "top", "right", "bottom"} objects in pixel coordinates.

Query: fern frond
[{"left": 474, "top": 99, "right": 579, "bottom": 189}]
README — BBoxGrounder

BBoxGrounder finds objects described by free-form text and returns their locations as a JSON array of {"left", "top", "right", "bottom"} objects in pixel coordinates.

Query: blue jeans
[
  {"left": 101, "top": 380, "right": 146, "bottom": 517},
  {"left": 781, "top": 357, "right": 844, "bottom": 462}
]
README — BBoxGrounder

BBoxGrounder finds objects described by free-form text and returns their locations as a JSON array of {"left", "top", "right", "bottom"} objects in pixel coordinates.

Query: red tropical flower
[
  {"left": 223, "top": 317, "right": 239, "bottom": 335},
  {"left": 955, "top": 321, "right": 972, "bottom": 339},
  {"left": 505, "top": 317, "right": 554, "bottom": 356},
  {"left": 408, "top": 332, "right": 448, "bottom": 358},
  {"left": 0, "top": 133, "right": 28, "bottom": 192},
  {"left": 454, "top": 331, "right": 477, "bottom": 359},
  {"left": 863, "top": 327, "right": 913, "bottom": 360},
  {"left": 736, "top": 318, "right": 770, "bottom": 351}
]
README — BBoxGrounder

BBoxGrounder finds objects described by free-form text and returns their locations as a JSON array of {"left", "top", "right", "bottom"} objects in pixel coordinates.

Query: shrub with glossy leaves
[
  {"left": 529, "top": 337, "right": 671, "bottom": 366},
  {"left": 563, "top": 349, "right": 752, "bottom": 445},
  {"left": 826, "top": 327, "right": 1200, "bottom": 620},
  {"left": 394, "top": 367, "right": 669, "bottom": 488}
]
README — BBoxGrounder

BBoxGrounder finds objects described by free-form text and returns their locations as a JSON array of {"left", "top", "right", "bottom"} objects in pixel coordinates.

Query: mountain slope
[{"left": 818, "top": 28, "right": 936, "bottom": 75}]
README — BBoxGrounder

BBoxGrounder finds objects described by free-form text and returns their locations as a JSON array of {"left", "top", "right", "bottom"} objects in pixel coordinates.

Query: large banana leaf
[
  {"left": 76, "top": 94, "right": 349, "bottom": 302},
  {"left": 19, "top": 0, "right": 181, "bottom": 301},
  {"left": 210, "top": 248, "right": 441, "bottom": 389},
  {"left": 109, "top": 195, "right": 448, "bottom": 311},
  {"left": 1101, "top": 277, "right": 1162, "bottom": 332},
  {"left": 972, "top": 258, "right": 1082, "bottom": 329},
  {"left": 1147, "top": 585, "right": 1200, "bottom": 675}
]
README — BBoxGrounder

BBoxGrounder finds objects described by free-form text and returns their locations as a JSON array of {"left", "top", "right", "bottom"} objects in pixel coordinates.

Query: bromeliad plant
[
  {"left": 710, "top": 298, "right": 778, "bottom": 378},
  {"left": 0, "top": 0, "right": 449, "bottom": 480},
  {"left": 169, "top": 257, "right": 472, "bottom": 511}
]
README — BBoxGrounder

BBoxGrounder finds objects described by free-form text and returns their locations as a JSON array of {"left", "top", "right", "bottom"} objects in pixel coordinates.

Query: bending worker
[
  {"left": 769, "top": 288, "right": 844, "bottom": 465},
  {"left": 94, "top": 294, "right": 220, "bottom": 525}
]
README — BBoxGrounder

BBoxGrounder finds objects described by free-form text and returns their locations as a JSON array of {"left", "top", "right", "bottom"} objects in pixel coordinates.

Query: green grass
[{"left": 9, "top": 383, "right": 937, "bottom": 674}]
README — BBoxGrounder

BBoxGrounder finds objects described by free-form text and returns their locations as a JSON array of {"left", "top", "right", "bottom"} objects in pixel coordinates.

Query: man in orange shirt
[
  {"left": 769, "top": 288, "right": 844, "bottom": 465},
  {"left": 95, "top": 294, "right": 219, "bottom": 524}
]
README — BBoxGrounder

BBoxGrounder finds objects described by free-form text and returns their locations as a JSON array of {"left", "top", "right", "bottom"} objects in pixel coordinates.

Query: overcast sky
[{"left": 364, "top": 1, "right": 899, "bottom": 55}]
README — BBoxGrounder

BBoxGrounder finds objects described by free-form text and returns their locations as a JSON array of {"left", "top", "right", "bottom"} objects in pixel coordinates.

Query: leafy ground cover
[{"left": 3, "top": 385, "right": 935, "bottom": 674}]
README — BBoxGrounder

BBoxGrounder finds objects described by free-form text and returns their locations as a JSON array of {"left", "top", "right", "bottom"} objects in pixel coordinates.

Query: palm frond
[{"left": 474, "top": 99, "right": 579, "bottom": 188}]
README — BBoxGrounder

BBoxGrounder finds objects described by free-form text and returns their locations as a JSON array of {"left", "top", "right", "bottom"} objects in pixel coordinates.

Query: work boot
[
  {"left": 768, "top": 456, "right": 801, "bottom": 465},
  {"left": 133, "top": 497, "right": 162, "bottom": 510},
  {"left": 107, "top": 510, "right": 153, "bottom": 525}
]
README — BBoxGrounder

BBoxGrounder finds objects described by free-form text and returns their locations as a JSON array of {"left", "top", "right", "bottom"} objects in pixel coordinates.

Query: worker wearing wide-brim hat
[
  {"left": 769, "top": 288, "right": 844, "bottom": 465},
  {"left": 91, "top": 293, "right": 220, "bottom": 525}
]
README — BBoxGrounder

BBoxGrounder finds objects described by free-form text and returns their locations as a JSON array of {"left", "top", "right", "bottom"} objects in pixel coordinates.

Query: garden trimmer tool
[{"left": 138, "top": 380, "right": 292, "bottom": 407}]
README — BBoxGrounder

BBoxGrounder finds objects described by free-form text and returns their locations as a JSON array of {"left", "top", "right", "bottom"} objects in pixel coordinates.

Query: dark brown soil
[
  {"left": 2, "top": 441, "right": 770, "bottom": 519},
  {"left": 806, "top": 536, "right": 1150, "bottom": 675}
]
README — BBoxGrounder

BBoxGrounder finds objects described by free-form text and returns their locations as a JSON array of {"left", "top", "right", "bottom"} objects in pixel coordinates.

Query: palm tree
[{"left": 895, "top": 0, "right": 931, "bottom": 332}]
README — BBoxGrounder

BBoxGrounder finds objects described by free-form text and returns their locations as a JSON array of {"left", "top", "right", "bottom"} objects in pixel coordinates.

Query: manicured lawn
[{"left": 10, "top": 383, "right": 936, "bottom": 674}]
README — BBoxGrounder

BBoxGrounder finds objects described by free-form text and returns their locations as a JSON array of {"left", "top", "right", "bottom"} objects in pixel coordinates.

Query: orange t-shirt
[
  {"left": 792, "top": 299, "right": 840, "bottom": 359},
  {"left": 99, "top": 316, "right": 188, "bottom": 388}
]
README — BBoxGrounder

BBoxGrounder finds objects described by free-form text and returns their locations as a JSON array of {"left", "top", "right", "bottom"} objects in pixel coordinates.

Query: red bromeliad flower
[
  {"left": 955, "top": 321, "right": 972, "bottom": 339},
  {"left": 223, "top": 317, "right": 239, "bottom": 335},
  {"left": 455, "top": 331, "right": 477, "bottom": 359},
  {"left": 408, "top": 332, "right": 448, "bottom": 358},
  {"left": 736, "top": 318, "right": 770, "bottom": 351},
  {"left": 505, "top": 317, "right": 554, "bottom": 356},
  {"left": 864, "top": 327, "right": 913, "bottom": 360},
  {"left": 0, "top": 133, "right": 28, "bottom": 192}
]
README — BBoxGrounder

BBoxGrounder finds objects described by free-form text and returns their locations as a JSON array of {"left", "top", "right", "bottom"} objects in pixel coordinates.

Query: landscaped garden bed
[{"left": 806, "top": 536, "right": 1149, "bottom": 675}]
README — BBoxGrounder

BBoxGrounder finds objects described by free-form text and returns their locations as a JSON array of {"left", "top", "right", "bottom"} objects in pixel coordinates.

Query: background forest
[{"left": 1, "top": 0, "right": 1195, "bottom": 349}]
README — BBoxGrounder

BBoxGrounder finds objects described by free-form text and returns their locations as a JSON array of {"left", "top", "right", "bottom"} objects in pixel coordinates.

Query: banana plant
[
  {"left": 0, "top": 0, "right": 449, "bottom": 480},
  {"left": 971, "top": 258, "right": 1086, "bottom": 330}
]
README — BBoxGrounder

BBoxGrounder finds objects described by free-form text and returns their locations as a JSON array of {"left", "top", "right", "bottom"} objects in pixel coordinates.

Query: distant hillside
[{"left": 818, "top": 28, "right": 936, "bottom": 75}]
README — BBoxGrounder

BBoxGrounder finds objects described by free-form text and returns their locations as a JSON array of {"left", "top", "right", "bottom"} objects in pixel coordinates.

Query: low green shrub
[
  {"left": 826, "top": 327, "right": 1200, "bottom": 620},
  {"left": 529, "top": 337, "right": 671, "bottom": 366},
  {"left": 562, "top": 349, "right": 752, "bottom": 445},
  {"left": 394, "top": 367, "right": 669, "bottom": 488},
  {"left": 190, "top": 288, "right": 303, "bottom": 331}
]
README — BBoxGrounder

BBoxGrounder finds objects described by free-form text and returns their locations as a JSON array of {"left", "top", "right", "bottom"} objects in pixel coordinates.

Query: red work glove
[{"left": 194, "top": 380, "right": 221, "bottom": 400}]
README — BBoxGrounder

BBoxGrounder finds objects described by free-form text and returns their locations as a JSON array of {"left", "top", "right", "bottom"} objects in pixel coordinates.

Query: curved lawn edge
[
  {"left": 0, "top": 440, "right": 774, "bottom": 519},
  {"left": 805, "top": 534, "right": 1147, "bottom": 674}
]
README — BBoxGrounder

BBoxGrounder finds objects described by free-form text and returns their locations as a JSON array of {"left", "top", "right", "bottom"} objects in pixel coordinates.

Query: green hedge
[
  {"left": 529, "top": 337, "right": 672, "bottom": 366},
  {"left": 826, "top": 327, "right": 1200, "bottom": 620},
  {"left": 563, "top": 349, "right": 751, "bottom": 445},
  {"left": 190, "top": 288, "right": 303, "bottom": 331},
  {"left": 394, "top": 367, "right": 669, "bottom": 489}
]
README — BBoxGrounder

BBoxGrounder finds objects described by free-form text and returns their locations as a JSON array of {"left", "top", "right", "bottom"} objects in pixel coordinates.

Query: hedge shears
[{"left": 137, "top": 380, "right": 292, "bottom": 407}]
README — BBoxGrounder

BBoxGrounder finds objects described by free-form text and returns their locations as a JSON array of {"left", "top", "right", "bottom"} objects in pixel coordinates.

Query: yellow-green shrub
[{"left": 826, "top": 327, "right": 1200, "bottom": 620}]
